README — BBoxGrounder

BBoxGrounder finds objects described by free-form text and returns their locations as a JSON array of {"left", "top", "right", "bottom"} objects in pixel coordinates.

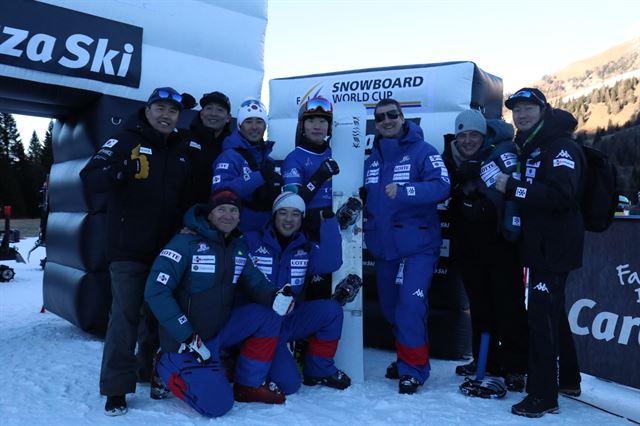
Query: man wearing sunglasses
[
  {"left": 185, "top": 91, "right": 233, "bottom": 204},
  {"left": 212, "top": 98, "right": 284, "bottom": 232},
  {"left": 81, "top": 86, "right": 191, "bottom": 416},
  {"left": 494, "top": 87, "right": 585, "bottom": 418},
  {"left": 362, "top": 98, "right": 450, "bottom": 394}
]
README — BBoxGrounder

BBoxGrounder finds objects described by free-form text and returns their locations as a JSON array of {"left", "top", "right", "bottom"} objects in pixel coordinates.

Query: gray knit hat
[{"left": 455, "top": 109, "right": 487, "bottom": 136}]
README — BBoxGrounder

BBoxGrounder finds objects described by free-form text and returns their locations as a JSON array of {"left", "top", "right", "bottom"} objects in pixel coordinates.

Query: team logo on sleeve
[
  {"left": 178, "top": 315, "right": 188, "bottom": 325},
  {"left": 156, "top": 272, "right": 169, "bottom": 285},
  {"left": 212, "top": 175, "right": 221, "bottom": 184},
  {"left": 553, "top": 151, "right": 575, "bottom": 169},
  {"left": 429, "top": 154, "right": 445, "bottom": 168},
  {"left": 160, "top": 249, "right": 182, "bottom": 263},
  {"left": 515, "top": 187, "right": 528, "bottom": 198},
  {"left": 406, "top": 186, "right": 416, "bottom": 196},
  {"left": 500, "top": 152, "right": 518, "bottom": 168},
  {"left": 103, "top": 138, "right": 118, "bottom": 148}
]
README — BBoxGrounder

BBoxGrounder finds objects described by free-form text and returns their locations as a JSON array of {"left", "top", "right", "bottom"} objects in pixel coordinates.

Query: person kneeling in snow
[
  {"left": 244, "top": 191, "right": 352, "bottom": 393},
  {"left": 142, "top": 189, "right": 294, "bottom": 418}
]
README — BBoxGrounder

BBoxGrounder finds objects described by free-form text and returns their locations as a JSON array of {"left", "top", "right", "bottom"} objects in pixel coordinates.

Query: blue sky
[{"left": 14, "top": 0, "right": 640, "bottom": 142}]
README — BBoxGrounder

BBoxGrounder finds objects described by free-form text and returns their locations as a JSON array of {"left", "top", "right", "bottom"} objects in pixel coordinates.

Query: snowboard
[{"left": 331, "top": 102, "right": 366, "bottom": 383}]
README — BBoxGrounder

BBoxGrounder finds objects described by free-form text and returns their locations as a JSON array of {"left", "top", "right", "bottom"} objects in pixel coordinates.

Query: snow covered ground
[{"left": 1, "top": 238, "right": 639, "bottom": 426}]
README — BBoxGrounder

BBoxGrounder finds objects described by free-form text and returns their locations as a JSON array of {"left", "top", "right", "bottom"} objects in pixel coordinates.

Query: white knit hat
[
  {"left": 455, "top": 109, "right": 487, "bottom": 136},
  {"left": 272, "top": 191, "right": 305, "bottom": 216},
  {"left": 237, "top": 97, "right": 268, "bottom": 128}
]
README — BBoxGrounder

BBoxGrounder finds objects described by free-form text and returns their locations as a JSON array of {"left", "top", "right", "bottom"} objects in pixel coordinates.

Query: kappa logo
[
  {"left": 256, "top": 246, "right": 270, "bottom": 255},
  {"left": 412, "top": 289, "right": 425, "bottom": 298},
  {"left": 295, "top": 249, "right": 306, "bottom": 256},
  {"left": 531, "top": 148, "right": 541, "bottom": 158},
  {"left": 305, "top": 158, "right": 313, "bottom": 168},
  {"left": 371, "top": 160, "right": 379, "bottom": 168},
  {"left": 556, "top": 150, "right": 572, "bottom": 159},
  {"left": 311, "top": 274, "right": 323, "bottom": 283},
  {"left": 533, "top": 282, "right": 549, "bottom": 293},
  {"left": 400, "top": 155, "right": 411, "bottom": 163}
]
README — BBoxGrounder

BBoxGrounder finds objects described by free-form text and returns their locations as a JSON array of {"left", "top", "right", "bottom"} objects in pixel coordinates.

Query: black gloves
[
  {"left": 178, "top": 334, "right": 211, "bottom": 363},
  {"left": 298, "top": 158, "right": 340, "bottom": 203},
  {"left": 332, "top": 274, "right": 363, "bottom": 306},
  {"left": 260, "top": 162, "right": 284, "bottom": 192},
  {"left": 336, "top": 197, "right": 363, "bottom": 230},
  {"left": 456, "top": 160, "right": 481, "bottom": 182}
]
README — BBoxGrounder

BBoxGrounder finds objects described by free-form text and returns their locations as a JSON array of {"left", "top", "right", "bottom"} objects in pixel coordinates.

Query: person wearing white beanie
[
  {"left": 242, "top": 191, "right": 355, "bottom": 394},
  {"left": 212, "top": 97, "right": 283, "bottom": 232}
]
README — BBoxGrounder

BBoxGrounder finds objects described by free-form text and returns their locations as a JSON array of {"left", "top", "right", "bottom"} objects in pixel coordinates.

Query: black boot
[
  {"left": 504, "top": 373, "right": 526, "bottom": 392},
  {"left": 511, "top": 395, "right": 559, "bottom": 418},
  {"left": 398, "top": 375, "right": 420, "bottom": 395},
  {"left": 303, "top": 369, "right": 351, "bottom": 390},
  {"left": 104, "top": 395, "right": 127, "bottom": 416},
  {"left": 558, "top": 383, "right": 581, "bottom": 397},
  {"left": 455, "top": 360, "right": 477, "bottom": 376},
  {"left": 385, "top": 361, "right": 399, "bottom": 379}
]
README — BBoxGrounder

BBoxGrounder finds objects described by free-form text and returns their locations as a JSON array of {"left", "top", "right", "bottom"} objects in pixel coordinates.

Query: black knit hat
[
  {"left": 505, "top": 87, "right": 547, "bottom": 110},
  {"left": 199, "top": 91, "right": 231, "bottom": 112},
  {"left": 208, "top": 189, "right": 241, "bottom": 212}
]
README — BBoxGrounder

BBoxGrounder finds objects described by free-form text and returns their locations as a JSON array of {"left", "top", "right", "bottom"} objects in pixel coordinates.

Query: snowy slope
[{"left": 1, "top": 239, "right": 638, "bottom": 426}]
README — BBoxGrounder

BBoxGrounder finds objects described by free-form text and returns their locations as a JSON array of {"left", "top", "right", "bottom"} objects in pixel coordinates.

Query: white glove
[
  {"left": 272, "top": 284, "right": 295, "bottom": 316},
  {"left": 178, "top": 333, "right": 211, "bottom": 363}
]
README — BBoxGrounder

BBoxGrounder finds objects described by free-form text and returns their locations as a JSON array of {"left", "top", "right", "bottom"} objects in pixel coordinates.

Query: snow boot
[
  {"left": 455, "top": 360, "right": 477, "bottom": 376},
  {"left": 104, "top": 395, "right": 127, "bottom": 416},
  {"left": 511, "top": 395, "right": 559, "bottom": 418},
  {"left": 399, "top": 375, "right": 420, "bottom": 395},
  {"left": 504, "top": 373, "right": 526, "bottom": 392},
  {"left": 150, "top": 352, "right": 170, "bottom": 400},
  {"left": 233, "top": 381, "right": 285, "bottom": 404},
  {"left": 303, "top": 369, "right": 351, "bottom": 390},
  {"left": 385, "top": 361, "right": 399, "bottom": 379},
  {"left": 558, "top": 383, "right": 581, "bottom": 397}
]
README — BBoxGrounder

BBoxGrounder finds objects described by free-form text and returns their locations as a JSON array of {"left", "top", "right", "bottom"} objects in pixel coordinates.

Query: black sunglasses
[{"left": 374, "top": 110, "right": 401, "bottom": 123}]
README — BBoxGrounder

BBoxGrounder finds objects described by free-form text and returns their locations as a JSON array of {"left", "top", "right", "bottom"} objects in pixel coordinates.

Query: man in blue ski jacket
[
  {"left": 211, "top": 98, "right": 283, "bottom": 232},
  {"left": 144, "top": 189, "right": 295, "bottom": 418},
  {"left": 363, "top": 98, "right": 450, "bottom": 394},
  {"left": 244, "top": 191, "right": 352, "bottom": 393}
]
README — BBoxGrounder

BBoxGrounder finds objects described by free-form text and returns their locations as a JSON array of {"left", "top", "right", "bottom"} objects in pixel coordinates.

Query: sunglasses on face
[
  {"left": 374, "top": 110, "right": 401, "bottom": 123},
  {"left": 508, "top": 90, "right": 545, "bottom": 105},
  {"left": 154, "top": 89, "right": 182, "bottom": 103},
  {"left": 304, "top": 97, "right": 333, "bottom": 114}
]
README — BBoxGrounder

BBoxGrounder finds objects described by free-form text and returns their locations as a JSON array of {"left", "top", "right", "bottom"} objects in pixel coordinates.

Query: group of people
[
  {"left": 446, "top": 88, "right": 585, "bottom": 418},
  {"left": 81, "top": 84, "right": 587, "bottom": 419}
]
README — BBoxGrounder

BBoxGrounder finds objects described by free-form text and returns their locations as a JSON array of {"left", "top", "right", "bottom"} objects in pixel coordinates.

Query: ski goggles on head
[
  {"left": 505, "top": 89, "right": 546, "bottom": 109},
  {"left": 153, "top": 89, "right": 182, "bottom": 103},
  {"left": 303, "top": 97, "right": 333, "bottom": 115},
  {"left": 374, "top": 110, "right": 401, "bottom": 122}
]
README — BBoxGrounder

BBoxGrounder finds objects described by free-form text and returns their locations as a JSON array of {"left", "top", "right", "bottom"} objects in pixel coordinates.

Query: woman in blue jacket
[{"left": 363, "top": 99, "right": 450, "bottom": 394}]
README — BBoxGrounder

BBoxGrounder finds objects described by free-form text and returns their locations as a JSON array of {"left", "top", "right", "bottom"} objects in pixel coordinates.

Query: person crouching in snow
[
  {"left": 243, "top": 191, "right": 353, "bottom": 393},
  {"left": 143, "top": 189, "right": 295, "bottom": 418}
]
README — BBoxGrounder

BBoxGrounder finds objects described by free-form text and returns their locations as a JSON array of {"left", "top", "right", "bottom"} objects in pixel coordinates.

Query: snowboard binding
[{"left": 336, "top": 197, "right": 362, "bottom": 230}]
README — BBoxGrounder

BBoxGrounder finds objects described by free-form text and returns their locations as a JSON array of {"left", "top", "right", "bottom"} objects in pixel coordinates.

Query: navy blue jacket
[
  {"left": 144, "top": 204, "right": 278, "bottom": 352},
  {"left": 363, "top": 121, "right": 450, "bottom": 261},
  {"left": 282, "top": 139, "right": 333, "bottom": 209}
]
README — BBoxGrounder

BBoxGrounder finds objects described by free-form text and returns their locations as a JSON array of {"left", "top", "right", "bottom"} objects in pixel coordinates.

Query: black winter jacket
[
  {"left": 505, "top": 108, "right": 586, "bottom": 273},
  {"left": 443, "top": 120, "right": 517, "bottom": 262},
  {"left": 80, "top": 110, "right": 190, "bottom": 263},
  {"left": 183, "top": 115, "right": 231, "bottom": 204}
]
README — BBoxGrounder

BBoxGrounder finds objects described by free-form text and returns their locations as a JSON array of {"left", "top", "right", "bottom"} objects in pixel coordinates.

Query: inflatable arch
[{"left": 1, "top": 0, "right": 268, "bottom": 335}]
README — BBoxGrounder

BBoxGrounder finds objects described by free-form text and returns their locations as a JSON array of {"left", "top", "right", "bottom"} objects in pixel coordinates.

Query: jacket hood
[
  {"left": 485, "top": 119, "right": 514, "bottom": 146},
  {"left": 373, "top": 120, "right": 424, "bottom": 150}
]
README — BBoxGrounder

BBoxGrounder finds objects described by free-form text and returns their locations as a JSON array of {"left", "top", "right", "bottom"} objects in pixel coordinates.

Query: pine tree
[
  {"left": 27, "top": 131, "right": 43, "bottom": 166},
  {"left": 41, "top": 120, "right": 54, "bottom": 172},
  {"left": 0, "top": 113, "right": 27, "bottom": 215}
]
